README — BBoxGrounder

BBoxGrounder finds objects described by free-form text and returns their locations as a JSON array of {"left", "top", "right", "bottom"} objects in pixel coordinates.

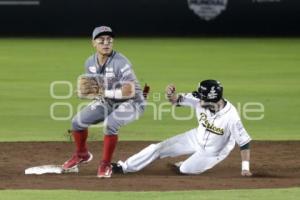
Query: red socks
[
  {"left": 72, "top": 130, "right": 88, "bottom": 155},
  {"left": 72, "top": 131, "right": 118, "bottom": 164},
  {"left": 101, "top": 134, "right": 118, "bottom": 164}
]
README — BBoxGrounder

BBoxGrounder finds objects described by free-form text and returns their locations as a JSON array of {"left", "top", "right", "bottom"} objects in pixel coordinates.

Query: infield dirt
[{"left": 0, "top": 141, "right": 299, "bottom": 191}]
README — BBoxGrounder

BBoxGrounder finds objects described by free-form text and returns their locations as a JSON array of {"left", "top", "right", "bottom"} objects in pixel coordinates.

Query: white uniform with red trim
[{"left": 118, "top": 93, "right": 251, "bottom": 174}]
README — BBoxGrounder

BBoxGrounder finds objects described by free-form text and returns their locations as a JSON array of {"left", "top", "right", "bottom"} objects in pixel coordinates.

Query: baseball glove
[{"left": 77, "top": 75, "right": 104, "bottom": 99}]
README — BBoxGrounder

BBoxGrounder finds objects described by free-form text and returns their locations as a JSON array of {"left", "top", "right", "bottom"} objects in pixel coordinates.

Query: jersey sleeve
[
  {"left": 230, "top": 116, "right": 252, "bottom": 147},
  {"left": 177, "top": 93, "right": 200, "bottom": 108},
  {"left": 84, "top": 56, "right": 94, "bottom": 74},
  {"left": 117, "top": 62, "right": 137, "bottom": 83}
]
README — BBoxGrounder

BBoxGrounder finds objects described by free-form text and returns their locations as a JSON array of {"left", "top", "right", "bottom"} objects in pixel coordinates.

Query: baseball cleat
[
  {"left": 111, "top": 162, "right": 124, "bottom": 174},
  {"left": 97, "top": 161, "right": 112, "bottom": 178},
  {"left": 62, "top": 151, "right": 93, "bottom": 170}
]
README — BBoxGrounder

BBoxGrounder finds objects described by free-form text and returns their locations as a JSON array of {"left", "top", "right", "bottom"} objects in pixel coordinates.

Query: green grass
[
  {"left": 1, "top": 188, "right": 300, "bottom": 200},
  {"left": 0, "top": 38, "right": 299, "bottom": 141},
  {"left": 0, "top": 38, "right": 300, "bottom": 199}
]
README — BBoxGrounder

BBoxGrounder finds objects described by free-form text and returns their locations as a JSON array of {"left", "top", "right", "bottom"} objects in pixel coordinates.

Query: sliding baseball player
[{"left": 112, "top": 80, "right": 252, "bottom": 176}]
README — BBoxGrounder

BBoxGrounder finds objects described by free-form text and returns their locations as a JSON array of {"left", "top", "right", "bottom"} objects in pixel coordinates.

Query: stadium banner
[{"left": 0, "top": 0, "right": 299, "bottom": 36}]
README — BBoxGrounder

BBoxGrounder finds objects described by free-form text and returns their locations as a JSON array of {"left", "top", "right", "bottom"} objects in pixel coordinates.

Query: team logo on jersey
[
  {"left": 187, "top": 0, "right": 228, "bottom": 21},
  {"left": 199, "top": 113, "right": 224, "bottom": 135},
  {"left": 105, "top": 68, "right": 115, "bottom": 78},
  {"left": 88, "top": 65, "right": 97, "bottom": 73},
  {"left": 105, "top": 72, "right": 115, "bottom": 78},
  {"left": 106, "top": 68, "right": 113, "bottom": 72}
]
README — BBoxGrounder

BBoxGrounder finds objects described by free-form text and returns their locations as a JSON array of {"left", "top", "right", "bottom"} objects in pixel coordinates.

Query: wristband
[
  {"left": 114, "top": 89, "right": 123, "bottom": 99},
  {"left": 104, "top": 90, "right": 114, "bottom": 98},
  {"left": 104, "top": 89, "right": 123, "bottom": 99},
  {"left": 242, "top": 161, "right": 250, "bottom": 171}
]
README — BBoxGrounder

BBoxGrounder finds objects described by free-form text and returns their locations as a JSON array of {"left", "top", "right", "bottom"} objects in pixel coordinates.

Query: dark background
[{"left": 0, "top": 0, "right": 299, "bottom": 37}]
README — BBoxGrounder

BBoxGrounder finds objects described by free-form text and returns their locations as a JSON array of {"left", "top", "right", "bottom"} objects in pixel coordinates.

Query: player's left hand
[
  {"left": 241, "top": 170, "right": 252, "bottom": 177},
  {"left": 166, "top": 84, "right": 176, "bottom": 97},
  {"left": 77, "top": 75, "right": 104, "bottom": 99},
  {"left": 166, "top": 84, "right": 177, "bottom": 103}
]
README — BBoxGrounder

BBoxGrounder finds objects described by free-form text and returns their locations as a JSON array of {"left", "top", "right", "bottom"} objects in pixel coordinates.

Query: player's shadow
[{"left": 251, "top": 171, "right": 284, "bottom": 178}]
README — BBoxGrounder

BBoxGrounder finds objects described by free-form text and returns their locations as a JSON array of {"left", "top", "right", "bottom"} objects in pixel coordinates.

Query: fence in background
[{"left": 0, "top": 0, "right": 299, "bottom": 36}]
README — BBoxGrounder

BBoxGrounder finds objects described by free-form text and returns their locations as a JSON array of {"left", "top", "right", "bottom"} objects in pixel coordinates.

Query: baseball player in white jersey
[
  {"left": 62, "top": 26, "right": 148, "bottom": 178},
  {"left": 112, "top": 80, "right": 252, "bottom": 176}
]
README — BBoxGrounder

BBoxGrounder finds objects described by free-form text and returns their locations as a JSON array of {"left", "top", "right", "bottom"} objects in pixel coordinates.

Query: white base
[{"left": 25, "top": 165, "right": 79, "bottom": 175}]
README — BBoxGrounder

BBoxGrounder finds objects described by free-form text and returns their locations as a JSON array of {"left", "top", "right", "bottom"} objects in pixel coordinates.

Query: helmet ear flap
[{"left": 192, "top": 91, "right": 201, "bottom": 99}]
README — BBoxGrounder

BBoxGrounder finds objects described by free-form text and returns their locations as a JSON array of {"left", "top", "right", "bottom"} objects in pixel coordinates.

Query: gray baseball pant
[{"left": 71, "top": 99, "right": 145, "bottom": 135}]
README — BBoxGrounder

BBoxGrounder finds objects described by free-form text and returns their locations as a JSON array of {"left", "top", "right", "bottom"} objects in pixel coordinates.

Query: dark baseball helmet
[{"left": 197, "top": 79, "right": 223, "bottom": 102}]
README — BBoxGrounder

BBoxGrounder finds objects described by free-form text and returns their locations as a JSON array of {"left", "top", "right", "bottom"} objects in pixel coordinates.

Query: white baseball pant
[{"left": 118, "top": 128, "right": 231, "bottom": 174}]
